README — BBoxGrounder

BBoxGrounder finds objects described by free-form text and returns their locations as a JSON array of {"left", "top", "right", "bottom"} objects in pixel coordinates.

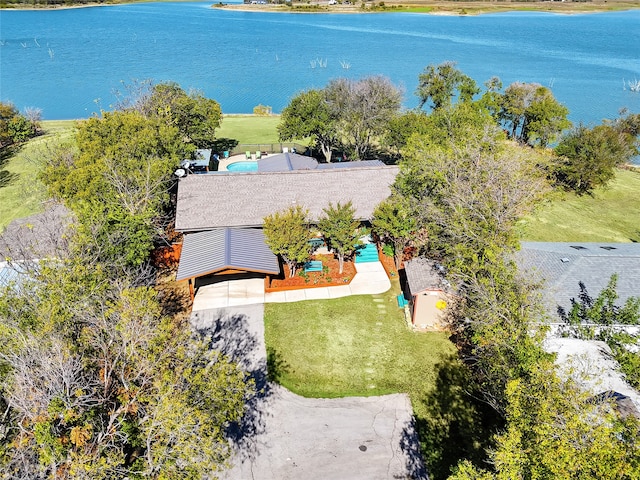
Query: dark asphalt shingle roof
[
  {"left": 176, "top": 228, "right": 279, "bottom": 281},
  {"left": 515, "top": 242, "right": 640, "bottom": 315},
  {"left": 175, "top": 165, "right": 399, "bottom": 231},
  {"left": 258, "top": 153, "right": 318, "bottom": 172},
  {"left": 404, "top": 257, "right": 446, "bottom": 295}
]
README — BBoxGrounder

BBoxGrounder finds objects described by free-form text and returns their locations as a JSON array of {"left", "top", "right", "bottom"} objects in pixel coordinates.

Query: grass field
[
  {"left": 264, "top": 280, "right": 455, "bottom": 399},
  {"left": 217, "top": 114, "right": 282, "bottom": 144},
  {"left": 0, "top": 120, "right": 76, "bottom": 231},
  {"left": 519, "top": 168, "right": 640, "bottom": 243}
]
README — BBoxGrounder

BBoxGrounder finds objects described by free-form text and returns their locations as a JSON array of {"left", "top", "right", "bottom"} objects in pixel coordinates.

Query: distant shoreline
[{"left": 3, "top": 0, "right": 640, "bottom": 15}]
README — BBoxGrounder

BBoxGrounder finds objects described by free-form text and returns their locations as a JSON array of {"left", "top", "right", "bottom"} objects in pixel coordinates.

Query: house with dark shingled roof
[
  {"left": 515, "top": 242, "right": 640, "bottom": 316},
  {"left": 173, "top": 163, "right": 399, "bottom": 297}
]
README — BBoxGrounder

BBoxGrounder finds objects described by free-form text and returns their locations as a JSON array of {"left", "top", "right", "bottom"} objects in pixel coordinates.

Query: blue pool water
[
  {"left": 0, "top": 3, "right": 638, "bottom": 125},
  {"left": 227, "top": 161, "right": 258, "bottom": 172}
]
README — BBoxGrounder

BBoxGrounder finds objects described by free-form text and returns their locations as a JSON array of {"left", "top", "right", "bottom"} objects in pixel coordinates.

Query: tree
[
  {"left": 317, "top": 201, "right": 361, "bottom": 274},
  {"left": 141, "top": 82, "right": 223, "bottom": 149},
  {"left": 449, "top": 367, "right": 640, "bottom": 480},
  {"left": 41, "top": 110, "right": 186, "bottom": 274},
  {"left": 558, "top": 274, "right": 640, "bottom": 388},
  {"left": 416, "top": 62, "right": 479, "bottom": 111},
  {"left": 325, "top": 75, "right": 403, "bottom": 160},
  {"left": 0, "top": 102, "right": 39, "bottom": 148},
  {"left": 552, "top": 123, "right": 638, "bottom": 195},
  {"left": 0, "top": 261, "right": 252, "bottom": 479},
  {"left": 397, "top": 121, "right": 548, "bottom": 274},
  {"left": 499, "top": 82, "right": 570, "bottom": 147},
  {"left": 278, "top": 89, "right": 340, "bottom": 163},
  {"left": 371, "top": 195, "right": 418, "bottom": 269},
  {"left": 383, "top": 109, "right": 430, "bottom": 157},
  {"left": 263, "top": 205, "right": 311, "bottom": 277}
]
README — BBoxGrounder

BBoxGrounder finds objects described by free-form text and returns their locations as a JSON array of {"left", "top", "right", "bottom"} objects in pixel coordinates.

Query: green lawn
[
  {"left": 264, "top": 280, "right": 455, "bottom": 399},
  {"left": 217, "top": 114, "right": 282, "bottom": 144},
  {"left": 519, "top": 168, "right": 640, "bottom": 243},
  {"left": 0, "top": 120, "right": 76, "bottom": 231}
]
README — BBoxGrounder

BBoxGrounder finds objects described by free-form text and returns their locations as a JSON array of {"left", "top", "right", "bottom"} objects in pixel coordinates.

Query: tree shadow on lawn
[
  {"left": 0, "top": 145, "right": 19, "bottom": 188},
  {"left": 192, "top": 308, "right": 273, "bottom": 464},
  {"left": 413, "top": 353, "right": 503, "bottom": 480}
]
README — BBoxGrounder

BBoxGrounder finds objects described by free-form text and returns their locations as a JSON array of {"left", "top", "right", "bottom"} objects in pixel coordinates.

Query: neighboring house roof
[
  {"left": 545, "top": 337, "right": 640, "bottom": 417},
  {"left": 175, "top": 165, "right": 399, "bottom": 232},
  {"left": 176, "top": 227, "right": 279, "bottom": 281},
  {"left": 404, "top": 257, "right": 446, "bottom": 295},
  {"left": 515, "top": 242, "right": 640, "bottom": 315}
]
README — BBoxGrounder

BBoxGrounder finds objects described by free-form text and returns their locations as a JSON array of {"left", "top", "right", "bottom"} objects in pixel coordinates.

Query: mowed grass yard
[
  {"left": 264, "top": 280, "right": 484, "bottom": 477},
  {"left": 264, "top": 279, "right": 455, "bottom": 400},
  {"left": 519, "top": 168, "right": 640, "bottom": 243},
  {"left": 0, "top": 120, "right": 76, "bottom": 231},
  {"left": 217, "top": 114, "right": 282, "bottom": 144}
]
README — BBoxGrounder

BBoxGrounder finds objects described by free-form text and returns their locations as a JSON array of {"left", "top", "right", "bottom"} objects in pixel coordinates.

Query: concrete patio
[{"left": 191, "top": 261, "right": 391, "bottom": 310}]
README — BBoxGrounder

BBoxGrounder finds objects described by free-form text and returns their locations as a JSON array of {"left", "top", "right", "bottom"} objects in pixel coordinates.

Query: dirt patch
[{"left": 268, "top": 253, "right": 356, "bottom": 289}]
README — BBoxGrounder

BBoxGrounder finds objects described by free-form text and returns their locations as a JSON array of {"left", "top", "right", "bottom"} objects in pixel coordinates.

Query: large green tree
[
  {"left": 552, "top": 122, "right": 638, "bottom": 195},
  {"left": 416, "top": 62, "right": 479, "bottom": 111},
  {"left": 278, "top": 89, "right": 340, "bottom": 163},
  {"left": 396, "top": 107, "right": 549, "bottom": 273},
  {"left": 449, "top": 367, "right": 640, "bottom": 480},
  {"left": 140, "top": 82, "right": 223, "bottom": 149},
  {"left": 0, "top": 260, "right": 252, "bottom": 479},
  {"left": 325, "top": 75, "right": 403, "bottom": 160},
  {"left": 499, "top": 82, "right": 570, "bottom": 147},
  {"left": 263, "top": 205, "right": 311, "bottom": 277},
  {"left": 41, "top": 110, "right": 187, "bottom": 273},
  {"left": 317, "top": 201, "right": 361, "bottom": 274}
]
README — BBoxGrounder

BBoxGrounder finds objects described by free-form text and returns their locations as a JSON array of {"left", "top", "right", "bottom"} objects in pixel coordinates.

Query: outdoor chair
[
  {"left": 256, "top": 151, "right": 262, "bottom": 160},
  {"left": 304, "top": 260, "right": 323, "bottom": 272},
  {"left": 245, "top": 151, "right": 251, "bottom": 160}
]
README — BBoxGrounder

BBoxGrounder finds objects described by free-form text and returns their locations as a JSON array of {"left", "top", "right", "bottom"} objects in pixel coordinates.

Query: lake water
[{"left": 1, "top": 2, "right": 639, "bottom": 125}]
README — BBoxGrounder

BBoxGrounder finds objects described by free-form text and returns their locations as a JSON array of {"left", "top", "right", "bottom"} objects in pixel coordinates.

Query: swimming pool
[{"left": 227, "top": 161, "right": 258, "bottom": 172}]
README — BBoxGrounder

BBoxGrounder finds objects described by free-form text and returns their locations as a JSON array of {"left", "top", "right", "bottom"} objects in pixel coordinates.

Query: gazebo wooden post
[{"left": 188, "top": 278, "right": 194, "bottom": 301}]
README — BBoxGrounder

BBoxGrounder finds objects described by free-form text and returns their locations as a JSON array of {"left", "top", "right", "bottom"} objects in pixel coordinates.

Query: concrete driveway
[{"left": 190, "top": 305, "right": 427, "bottom": 480}]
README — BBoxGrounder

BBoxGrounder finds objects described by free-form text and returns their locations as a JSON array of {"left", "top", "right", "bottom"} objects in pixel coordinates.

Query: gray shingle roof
[
  {"left": 175, "top": 166, "right": 399, "bottom": 231},
  {"left": 404, "top": 257, "right": 446, "bottom": 295},
  {"left": 258, "top": 153, "right": 318, "bottom": 172},
  {"left": 516, "top": 242, "right": 640, "bottom": 315},
  {"left": 317, "top": 160, "right": 385, "bottom": 169},
  {"left": 176, "top": 228, "right": 279, "bottom": 281}
]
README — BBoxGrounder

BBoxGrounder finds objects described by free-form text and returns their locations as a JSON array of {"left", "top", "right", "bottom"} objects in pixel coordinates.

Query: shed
[{"left": 403, "top": 257, "right": 450, "bottom": 330}]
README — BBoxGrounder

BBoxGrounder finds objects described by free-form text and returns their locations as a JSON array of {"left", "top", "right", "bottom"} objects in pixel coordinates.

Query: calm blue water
[{"left": 1, "top": 3, "right": 639, "bottom": 125}]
